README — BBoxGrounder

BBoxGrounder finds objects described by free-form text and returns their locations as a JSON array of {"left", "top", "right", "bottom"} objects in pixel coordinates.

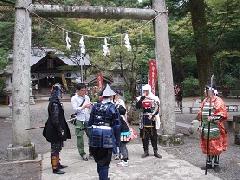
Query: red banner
[
  {"left": 97, "top": 72, "right": 103, "bottom": 91},
  {"left": 148, "top": 59, "right": 158, "bottom": 95}
]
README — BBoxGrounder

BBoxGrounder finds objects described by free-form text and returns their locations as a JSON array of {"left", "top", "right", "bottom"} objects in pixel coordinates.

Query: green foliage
[
  {"left": 0, "top": 48, "right": 8, "bottom": 70},
  {"left": 0, "top": 22, "right": 14, "bottom": 50},
  {"left": 213, "top": 50, "right": 240, "bottom": 89},
  {"left": 222, "top": 74, "right": 238, "bottom": 89},
  {"left": 0, "top": 22, "right": 11, "bottom": 96},
  {"left": 206, "top": 0, "right": 240, "bottom": 50},
  {"left": 0, "top": 78, "right": 5, "bottom": 96},
  {"left": 123, "top": 90, "right": 132, "bottom": 103},
  {"left": 181, "top": 55, "right": 198, "bottom": 77},
  {"left": 169, "top": 0, "right": 240, "bottom": 92},
  {"left": 182, "top": 77, "right": 200, "bottom": 96},
  {"left": 169, "top": 15, "right": 196, "bottom": 83}
]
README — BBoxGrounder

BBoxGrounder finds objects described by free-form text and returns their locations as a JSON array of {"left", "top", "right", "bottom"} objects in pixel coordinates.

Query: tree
[{"left": 188, "top": 0, "right": 212, "bottom": 97}]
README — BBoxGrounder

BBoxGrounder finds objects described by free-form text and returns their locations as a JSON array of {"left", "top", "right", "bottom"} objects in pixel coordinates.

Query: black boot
[
  {"left": 53, "top": 169, "right": 65, "bottom": 174},
  {"left": 58, "top": 156, "right": 68, "bottom": 169},
  {"left": 58, "top": 164, "right": 68, "bottom": 169},
  {"left": 51, "top": 153, "right": 65, "bottom": 174},
  {"left": 213, "top": 155, "right": 220, "bottom": 172},
  {"left": 201, "top": 157, "right": 213, "bottom": 170},
  {"left": 154, "top": 151, "right": 162, "bottom": 159},
  {"left": 141, "top": 151, "right": 149, "bottom": 158}
]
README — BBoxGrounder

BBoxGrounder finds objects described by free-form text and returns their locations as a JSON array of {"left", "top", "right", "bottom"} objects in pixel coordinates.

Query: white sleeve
[
  {"left": 71, "top": 96, "right": 83, "bottom": 113},
  {"left": 120, "top": 99, "right": 126, "bottom": 109},
  {"left": 86, "top": 95, "right": 91, "bottom": 103}
]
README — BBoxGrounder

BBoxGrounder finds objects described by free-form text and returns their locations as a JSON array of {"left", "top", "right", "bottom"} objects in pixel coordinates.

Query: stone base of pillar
[
  {"left": 0, "top": 154, "right": 42, "bottom": 180},
  {"left": 7, "top": 143, "right": 36, "bottom": 161},
  {"left": 158, "top": 133, "right": 184, "bottom": 146}
]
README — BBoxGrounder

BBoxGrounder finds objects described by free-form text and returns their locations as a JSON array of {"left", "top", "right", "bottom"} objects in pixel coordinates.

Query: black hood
[{"left": 49, "top": 83, "right": 62, "bottom": 102}]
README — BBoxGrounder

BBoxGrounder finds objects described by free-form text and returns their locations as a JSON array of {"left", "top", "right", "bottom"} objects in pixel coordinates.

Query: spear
[
  {"left": 205, "top": 74, "right": 214, "bottom": 175},
  {"left": 25, "top": 117, "right": 77, "bottom": 130}
]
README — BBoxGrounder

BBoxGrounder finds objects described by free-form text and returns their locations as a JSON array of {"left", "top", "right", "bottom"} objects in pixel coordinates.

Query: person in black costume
[
  {"left": 43, "top": 83, "right": 71, "bottom": 174},
  {"left": 88, "top": 84, "right": 120, "bottom": 180},
  {"left": 116, "top": 104, "right": 130, "bottom": 167}
]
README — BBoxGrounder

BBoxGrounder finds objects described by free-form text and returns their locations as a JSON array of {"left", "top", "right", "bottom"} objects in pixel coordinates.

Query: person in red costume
[
  {"left": 197, "top": 86, "right": 228, "bottom": 172},
  {"left": 136, "top": 84, "right": 162, "bottom": 159}
]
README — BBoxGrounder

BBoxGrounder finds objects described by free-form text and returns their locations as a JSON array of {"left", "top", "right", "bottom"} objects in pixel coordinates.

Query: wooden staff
[
  {"left": 25, "top": 117, "right": 77, "bottom": 130},
  {"left": 205, "top": 74, "right": 214, "bottom": 175}
]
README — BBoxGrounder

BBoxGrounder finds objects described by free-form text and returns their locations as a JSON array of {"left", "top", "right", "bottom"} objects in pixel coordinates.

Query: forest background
[{"left": 0, "top": 0, "right": 239, "bottom": 100}]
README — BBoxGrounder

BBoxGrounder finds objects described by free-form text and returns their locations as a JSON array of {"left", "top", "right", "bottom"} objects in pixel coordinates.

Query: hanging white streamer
[
  {"left": 65, "top": 32, "right": 71, "bottom": 50},
  {"left": 124, "top": 33, "right": 131, "bottom": 51},
  {"left": 103, "top": 38, "right": 110, "bottom": 56},
  {"left": 79, "top": 36, "right": 85, "bottom": 55}
]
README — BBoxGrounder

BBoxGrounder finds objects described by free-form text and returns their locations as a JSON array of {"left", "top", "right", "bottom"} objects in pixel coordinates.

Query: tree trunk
[{"left": 189, "top": 0, "right": 213, "bottom": 97}]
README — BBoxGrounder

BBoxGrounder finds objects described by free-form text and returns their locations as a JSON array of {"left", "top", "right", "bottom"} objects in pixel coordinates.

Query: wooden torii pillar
[{"left": 7, "top": 0, "right": 176, "bottom": 161}]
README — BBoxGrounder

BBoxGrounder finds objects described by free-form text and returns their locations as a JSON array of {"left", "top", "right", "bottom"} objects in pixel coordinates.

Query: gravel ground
[
  {"left": 163, "top": 133, "right": 240, "bottom": 180},
  {"left": 0, "top": 98, "right": 240, "bottom": 180}
]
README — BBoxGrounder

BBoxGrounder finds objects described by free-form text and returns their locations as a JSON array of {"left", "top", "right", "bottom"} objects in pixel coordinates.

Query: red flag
[
  {"left": 97, "top": 73, "right": 103, "bottom": 91},
  {"left": 148, "top": 59, "right": 157, "bottom": 95}
]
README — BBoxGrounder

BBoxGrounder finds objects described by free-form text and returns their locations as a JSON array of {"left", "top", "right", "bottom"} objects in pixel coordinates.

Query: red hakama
[{"left": 198, "top": 96, "right": 228, "bottom": 155}]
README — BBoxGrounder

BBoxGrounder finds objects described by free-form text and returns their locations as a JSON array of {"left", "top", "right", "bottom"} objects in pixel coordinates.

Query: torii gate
[{"left": 6, "top": 0, "right": 176, "bottom": 160}]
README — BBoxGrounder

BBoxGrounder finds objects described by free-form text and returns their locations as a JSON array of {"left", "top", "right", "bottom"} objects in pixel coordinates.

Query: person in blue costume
[
  {"left": 88, "top": 84, "right": 120, "bottom": 180},
  {"left": 43, "top": 83, "right": 71, "bottom": 174}
]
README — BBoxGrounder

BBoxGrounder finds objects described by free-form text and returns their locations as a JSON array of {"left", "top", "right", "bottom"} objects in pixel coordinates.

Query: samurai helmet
[
  {"left": 205, "top": 85, "right": 218, "bottom": 96},
  {"left": 51, "top": 83, "right": 63, "bottom": 99}
]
